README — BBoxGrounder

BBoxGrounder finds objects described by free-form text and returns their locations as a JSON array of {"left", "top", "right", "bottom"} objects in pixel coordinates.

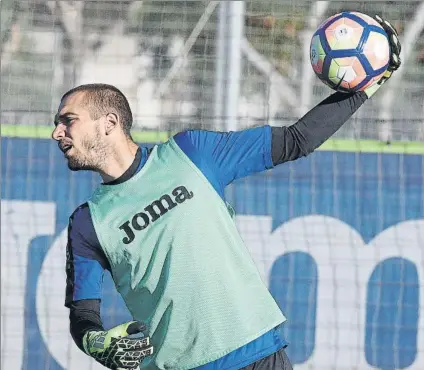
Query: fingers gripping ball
[
  {"left": 363, "top": 15, "right": 402, "bottom": 97},
  {"left": 83, "top": 321, "right": 154, "bottom": 369}
]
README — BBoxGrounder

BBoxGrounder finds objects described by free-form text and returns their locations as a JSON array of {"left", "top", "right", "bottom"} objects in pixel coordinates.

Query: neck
[{"left": 98, "top": 140, "right": 139, "bottom": 183}]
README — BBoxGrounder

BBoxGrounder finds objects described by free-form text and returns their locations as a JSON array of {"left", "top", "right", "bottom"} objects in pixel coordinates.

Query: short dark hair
[{"left": 61, "top": 83, "right": 133, "bottom": 137}]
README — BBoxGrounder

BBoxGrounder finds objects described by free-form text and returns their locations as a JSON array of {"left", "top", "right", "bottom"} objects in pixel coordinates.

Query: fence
[{"left": 1, "top": 0, "right": 424, "bottom": 139}]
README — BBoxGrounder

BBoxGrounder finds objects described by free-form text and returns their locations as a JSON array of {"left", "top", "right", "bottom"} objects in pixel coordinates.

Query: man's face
[{"left": 52, "top": 91, "right": 107, "bottom": 171}]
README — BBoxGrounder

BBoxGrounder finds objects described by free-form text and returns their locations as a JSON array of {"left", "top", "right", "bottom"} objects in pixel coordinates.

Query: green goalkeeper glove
[
  {"left": 364, "top": 15, "right": 402, "bottom": 98},
  {"left": 83, "top": 321, "right": 154, "bottom": 369}
]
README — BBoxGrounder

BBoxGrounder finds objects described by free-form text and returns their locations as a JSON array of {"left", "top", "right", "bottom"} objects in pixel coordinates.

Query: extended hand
[{"left": 364, "top": 15, "right": 401, "bottom": 98}]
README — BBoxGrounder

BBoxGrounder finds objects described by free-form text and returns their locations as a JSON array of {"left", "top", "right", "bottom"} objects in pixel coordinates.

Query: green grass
[{"left": 2, "top": 124, "right": 424, "bottom": 154}]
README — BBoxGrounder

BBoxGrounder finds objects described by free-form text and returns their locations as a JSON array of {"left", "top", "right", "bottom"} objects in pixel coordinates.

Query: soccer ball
[{"left": 310, "top": 11, "right": 391, "bottom": 93}]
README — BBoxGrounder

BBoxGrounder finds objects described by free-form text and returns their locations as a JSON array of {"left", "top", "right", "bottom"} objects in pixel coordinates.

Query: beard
[{"left": 67, "top": 128, "right": 108, "bottom": 172}]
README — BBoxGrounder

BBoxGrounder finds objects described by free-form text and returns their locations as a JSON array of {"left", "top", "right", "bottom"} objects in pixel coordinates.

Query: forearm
[
  {"left": 271, "top": 91, "right": 367, "bottom": 165},
  {"left": 69, "top": 299, "right": 104, "bottom": 352}
]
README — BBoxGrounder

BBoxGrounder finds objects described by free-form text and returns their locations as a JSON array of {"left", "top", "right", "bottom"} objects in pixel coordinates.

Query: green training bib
[{"left": 88, "top": 138, "right": 285, "bottom": 369}]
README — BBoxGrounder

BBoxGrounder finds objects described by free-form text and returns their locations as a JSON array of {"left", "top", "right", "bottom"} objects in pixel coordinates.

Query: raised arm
[
  {"left": 173, "top": 91, "right": 366, "bottom": 190},
  {"left": 173, "top": 15, "right": 402, "bottom": 183}
]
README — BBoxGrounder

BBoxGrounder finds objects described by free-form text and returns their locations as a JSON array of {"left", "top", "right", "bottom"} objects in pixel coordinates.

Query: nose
[{"left": 51, "top": 123, "right": 65, "bottom": 141}]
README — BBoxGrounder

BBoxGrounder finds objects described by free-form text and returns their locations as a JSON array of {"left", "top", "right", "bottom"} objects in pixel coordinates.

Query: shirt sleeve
[
  {"left": 271, "top": 91, "right": 367, "bottom": 165},
  {"left": 173, "top": 126, "right": 273, "bottom": 191},
  {"left": 65, "top": 203, "right": 110, "bottom": 307}
]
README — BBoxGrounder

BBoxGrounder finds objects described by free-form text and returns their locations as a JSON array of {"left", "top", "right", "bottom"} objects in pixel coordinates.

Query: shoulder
[
  {"left": 173, "top": 127, "right": 272, "bottom": 151},
  {"left": 69, "top": 202, "right": 91, "bottom": 228},
  {"left": 173, "top": 129, "right": 221, "bottom": 149}
]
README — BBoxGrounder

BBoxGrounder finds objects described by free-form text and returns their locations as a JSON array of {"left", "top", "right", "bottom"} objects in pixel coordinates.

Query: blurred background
[
  {"left": 1, "top": 0, "right": 424, "bottom": 140},
  {"left": 1, "top": 1, "right": 424, "bottom": 370}
]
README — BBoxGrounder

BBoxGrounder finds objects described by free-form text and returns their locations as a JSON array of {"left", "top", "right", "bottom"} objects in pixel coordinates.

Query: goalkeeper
[{"left": 52, "top": 16, "right": 400, "bottom": 370}]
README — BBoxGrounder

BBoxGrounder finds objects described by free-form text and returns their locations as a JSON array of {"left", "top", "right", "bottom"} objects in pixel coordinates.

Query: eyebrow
[{"left": 54, "top": 112, "right": 78, "bottom": 126}]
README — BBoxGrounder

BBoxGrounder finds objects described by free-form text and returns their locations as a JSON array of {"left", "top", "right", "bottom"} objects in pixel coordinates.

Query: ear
[{"left": 104, "top": 113, "right": 119, "bottom": 135}]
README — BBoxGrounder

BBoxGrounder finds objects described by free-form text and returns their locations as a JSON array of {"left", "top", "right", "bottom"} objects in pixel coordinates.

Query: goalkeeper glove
[
  {"left": 83, "top": 321, "right": 154, "bottom": 369},
  {"left": 364, "top": 15, "right": 402, "bottom": 98}
]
